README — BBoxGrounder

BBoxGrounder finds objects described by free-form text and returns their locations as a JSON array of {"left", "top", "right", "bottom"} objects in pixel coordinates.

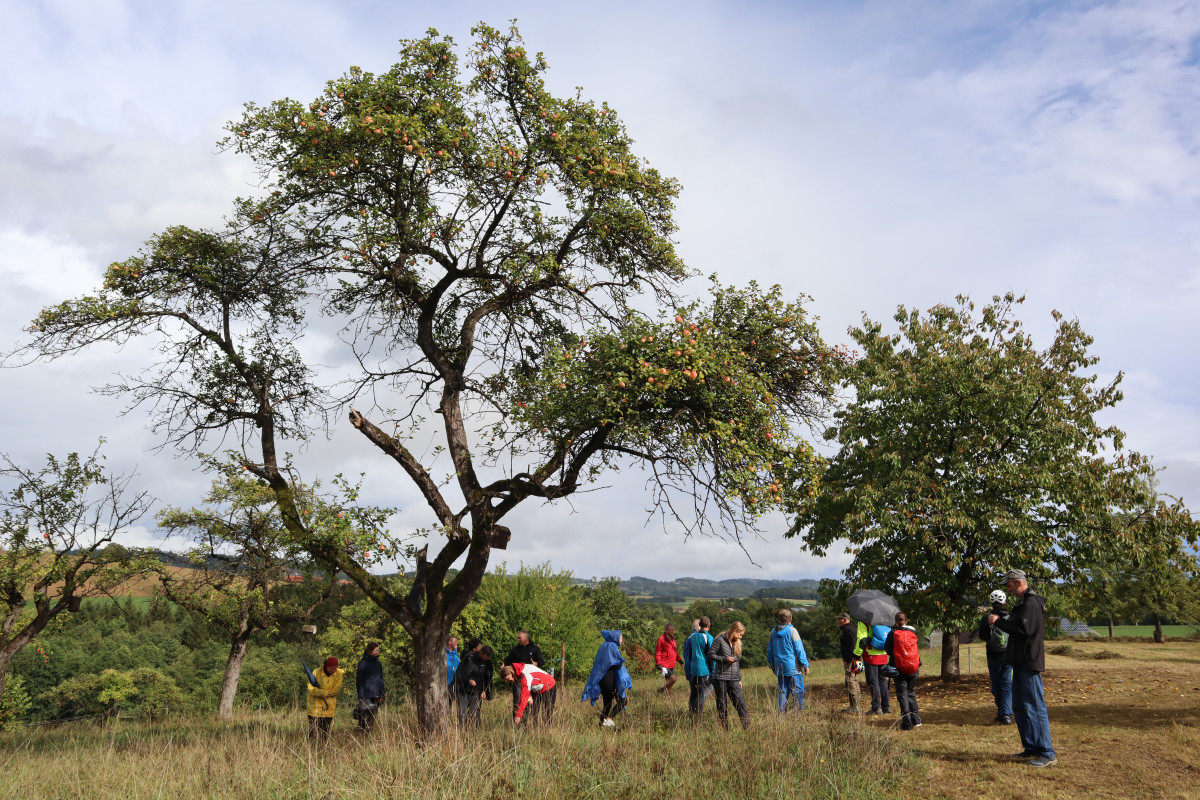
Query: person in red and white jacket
[
  {"left": 500, "top": 662, "right": 557, "bottom": 726},
  {"left": 655, "top": 624, "right": 680, "bottom": 696}
]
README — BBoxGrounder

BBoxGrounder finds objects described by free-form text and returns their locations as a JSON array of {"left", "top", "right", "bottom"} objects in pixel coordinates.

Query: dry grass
[
  {"left": 0, "top": 665, "right": 908, "bottom": 800},
  {"left": 3, "top": 639, "right": 1198, "bottom": 799}
]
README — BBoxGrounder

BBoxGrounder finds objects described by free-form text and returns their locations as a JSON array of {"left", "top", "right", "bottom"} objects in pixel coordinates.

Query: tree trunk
[
  {"left": 216, "top": 635, "right": 250, "bottom": 720},
  {"left": 940, "top": 629, "right": 961, "bottom": 682},
  {"left": 411, "top": 620, "right": 453, "bottom": 737},
  {"left": 1107, "top": 615, "right": 1114, "bottom": 639},
  {"left": 1153, "top": 612, "right": 1164, "bottom": 644}
]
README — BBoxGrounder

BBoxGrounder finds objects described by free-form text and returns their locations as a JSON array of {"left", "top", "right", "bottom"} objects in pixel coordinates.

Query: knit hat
[{"left": 324, "top": 656, "right": 339, "bottom": 671}]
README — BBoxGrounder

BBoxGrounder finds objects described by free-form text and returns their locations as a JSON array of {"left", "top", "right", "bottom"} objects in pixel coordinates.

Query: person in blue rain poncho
[
  {"left": 581, "top": 630, "right": 633, "bottom": 727},
  {"left": 767, "top": 609, "right": 810, "bottom": 712}
]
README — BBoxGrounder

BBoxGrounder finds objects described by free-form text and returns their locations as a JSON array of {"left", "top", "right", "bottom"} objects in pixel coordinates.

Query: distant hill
[{"left": 618, "top": 576, "right": 821, "bottom": 600}]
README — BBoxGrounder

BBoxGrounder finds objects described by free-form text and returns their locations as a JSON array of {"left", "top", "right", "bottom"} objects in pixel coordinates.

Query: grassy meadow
[{"left": 2, "top": 639, "right": 1198, "bottom": 800}]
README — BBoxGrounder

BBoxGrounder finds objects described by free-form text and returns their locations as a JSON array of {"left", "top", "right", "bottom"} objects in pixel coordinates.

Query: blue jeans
[
  {"left": 1011, "top": 668, "right": 1054, "bottom": 758},
  {"left": 776, "top": 673, "right": 805, "bottom": 712},
  {"left": 987, "top": 657, "right": 1012, "bottom": 717}
]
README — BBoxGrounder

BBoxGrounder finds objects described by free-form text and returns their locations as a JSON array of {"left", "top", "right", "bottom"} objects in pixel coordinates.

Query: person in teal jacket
[
  {"left": 683, "top": 616, "right": 715, "bottom": 716},
  {"left": 445, "top": 636, "right": 460, "bottom": 706},
  {"left": 766, "top": 609, "right": 810, "bottom": 712}
]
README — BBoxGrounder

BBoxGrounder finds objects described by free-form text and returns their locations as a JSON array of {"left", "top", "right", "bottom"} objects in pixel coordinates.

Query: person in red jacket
[
  {"left": 655, "top": 624, "right": 680, "bottom": 696},
  {"left": 500, "top": 662, "right": 557, "bottom": 726}
]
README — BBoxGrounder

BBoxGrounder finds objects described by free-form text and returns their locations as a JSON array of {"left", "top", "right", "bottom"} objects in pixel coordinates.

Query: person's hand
[
  {"left": 802, "top": 666, "right": 810, "bottom": 676},
  {"left": 468, "top": 679, "right": 476, "bottom": 687},
  {"left": 513, "top": 716, "right": 522, "bottom": 726},
  {"left": 727, "top": 656, "right": 735, "bottom": 663},
  {"left": 987, "top": 614, "right": 999, "bottom": 625},
  {"left": 739, "top": 681, "right": 743, "bottom": 689}
]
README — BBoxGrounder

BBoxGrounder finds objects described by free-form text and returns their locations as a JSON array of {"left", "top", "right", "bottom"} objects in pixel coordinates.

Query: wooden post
[{"left": 561, "top": 642, "right": 567, "bottom": 688}]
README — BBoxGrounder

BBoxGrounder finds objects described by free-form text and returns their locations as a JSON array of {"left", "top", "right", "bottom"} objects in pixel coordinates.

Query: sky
[{"left": 2, "top": 0, "right": 1199, "bottom": 582}]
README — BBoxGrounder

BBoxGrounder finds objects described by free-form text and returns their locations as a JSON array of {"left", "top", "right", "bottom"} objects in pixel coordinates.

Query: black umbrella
[{"left": 846, "top": 589, "right": 901, "bottom": 627}]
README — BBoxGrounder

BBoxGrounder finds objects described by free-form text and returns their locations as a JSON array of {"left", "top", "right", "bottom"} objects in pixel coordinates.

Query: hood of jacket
[{"left": 601, "top": 630, "right": 621, "bottom": 645}]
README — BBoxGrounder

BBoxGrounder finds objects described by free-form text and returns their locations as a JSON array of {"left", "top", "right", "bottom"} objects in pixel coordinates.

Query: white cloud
[{"left": 2, "top": 0, "right": 1199, "bottom": 581}]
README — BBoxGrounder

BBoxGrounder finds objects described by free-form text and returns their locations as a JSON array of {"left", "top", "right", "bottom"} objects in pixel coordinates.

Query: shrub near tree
[
  {"left": 15, "top": 23, "right": 842, "bottom": 734},
  {"left": 792, "top": 294, "right": 1168, "bottom": 680},
  {"left": 40, "top": 667, "right": 185, "bottom": 722}
]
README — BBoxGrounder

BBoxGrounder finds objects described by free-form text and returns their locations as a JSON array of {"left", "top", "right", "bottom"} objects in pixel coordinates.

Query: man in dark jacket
[
  {"left": 989, "top": 569, "right": 1056, "bottom": 768},
  {"left": 978, "top": 589, "right": 1013, "bottom": 725},
  {"left": 354, "top": 642, "right": 384, "bottom": 732},
  {"left": 836, "top": 613, "right": 862, "bottom": 713},
  {"left": 503, "top": 630, "right": 545, "bottom": 669},
  {"left": 453, "top": 642, "right": 494, "bottom": 728}
]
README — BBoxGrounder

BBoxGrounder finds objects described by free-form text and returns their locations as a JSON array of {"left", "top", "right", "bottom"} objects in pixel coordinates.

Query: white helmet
[{"left": 989, "top": 590, "right": 1007, "bottom": 605}]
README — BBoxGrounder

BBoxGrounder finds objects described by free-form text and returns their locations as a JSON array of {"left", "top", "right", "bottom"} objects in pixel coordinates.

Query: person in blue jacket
[
  {"left": 683, "top": 615, "right": 715, "bottom": 717},
  {"left": 767, "top": 609, "right": 810, "bottom": 712},
  {"left": 445, "top": 635, "right": 460, "bottom": 707},
  {"left": 581, "top": 630, "right": 632, "bottom": 727}
]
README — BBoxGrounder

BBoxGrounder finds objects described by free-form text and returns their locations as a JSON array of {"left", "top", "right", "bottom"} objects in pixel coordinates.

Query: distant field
[{"left": 1105, "top": 624, "right": 1197, "bottom": 638}]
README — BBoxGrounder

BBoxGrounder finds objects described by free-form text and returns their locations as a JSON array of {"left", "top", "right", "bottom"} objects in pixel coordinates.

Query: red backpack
[{"left": 893, "top": 628, "right": 921, "bottom": 676}]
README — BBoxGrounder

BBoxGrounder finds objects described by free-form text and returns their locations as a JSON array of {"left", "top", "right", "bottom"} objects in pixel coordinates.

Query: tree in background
[
  {"left": 154, "top": 463, "right": 383, "bottom": 718},
  {"left": 0, "top": 448, "right": 153, "bottom": 707},
  {"left": 15, "top": 24, "right": 841, "bottom": 734},
  {"left": 1092, "top": 491, "right": 1198, "bottom": 641},
  {"left": 792, "top": 294, "right": 1153, "bottom": 680},
  {"left": 472, "top": 563, "right": 596, "bottom": 679}
]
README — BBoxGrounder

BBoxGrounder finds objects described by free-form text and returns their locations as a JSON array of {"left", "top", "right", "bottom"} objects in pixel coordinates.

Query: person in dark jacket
[
  {"left": 979, "top": 589, "right": 1014, "bottom": 725},
  {"left": 503, "top": 630, "right": 545, "bottom": 669},
  {"left": 354, "top": 642, "right": 384, "bottom": 732},
  {"left": 453, "top": 643, "right": 494, "bottom": 728},
  {"left": 708, "top": 621, "right": 750, "bottom": 729},
  {"left": 989, "top": 569, "right": 1056, "bottom": 768},
  {"left": 837, "top": 613, "right": 863, "bottom": 713}
]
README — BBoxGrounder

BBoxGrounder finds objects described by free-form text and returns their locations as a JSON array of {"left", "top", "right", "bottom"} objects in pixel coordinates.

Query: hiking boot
[
  {"left": 1027, "top": 755, "right": 1058, "bottom": 768},
  {"left": 1000, "top": 715, "right": 1014, "bottom": 725},
  {"left": 840, "top": 706, "right": 860, "bottom": 714},
  {"left": 865, "top": 710, "right": 882, "bottom": 716},
  {"left": 1010, "top": 751, "right": 1036, "bottom": 761},
  {"left": 600, "top": 718, "right": 615, "bottom": 728}
]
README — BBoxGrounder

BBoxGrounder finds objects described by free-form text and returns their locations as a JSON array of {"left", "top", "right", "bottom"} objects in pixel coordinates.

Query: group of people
[
  {"left": 834, "top": 568, "right": 1056, "bottom": 767},
  {"left": 582, "top": 609, "right": 812, "bottom": 730},
  {"left": 445, "top": 629, "right": 560, "bottom": 728},
  {"left": 836, "top": 611, "right": 923, "bottom": 730},
  {"left": 302, "top": 567, "right": 1057, "bottom": 768}
]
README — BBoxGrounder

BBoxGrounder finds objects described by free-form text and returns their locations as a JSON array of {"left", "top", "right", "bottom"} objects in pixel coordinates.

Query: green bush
[
  {"left": 0, "top": 675, "right": 32, "bottom": 730},
  {"left": 40, "top": 668, "right": 185, "bottom": 721}
]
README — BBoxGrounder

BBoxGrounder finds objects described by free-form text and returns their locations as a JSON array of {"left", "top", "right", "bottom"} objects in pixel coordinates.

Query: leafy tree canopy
[
  {"left": 791, "top": 293, "right": 1166, "bottom": 676},
  {"left": 13, "top": 23, "right": 842, "bottom": 732}
]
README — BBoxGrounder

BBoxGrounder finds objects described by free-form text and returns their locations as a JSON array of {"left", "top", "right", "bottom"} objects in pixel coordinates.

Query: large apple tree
[
  {"left": 792, "top": 294, "right": 1160, "bottom": 679},
  {"left": 14, "top": 24, "right": 841, "bottom": 733}
]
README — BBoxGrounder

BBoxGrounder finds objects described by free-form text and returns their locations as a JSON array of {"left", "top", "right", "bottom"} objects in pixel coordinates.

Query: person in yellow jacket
[{"left": 307, "top": 656, "right": 344, "bottom": 740}]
